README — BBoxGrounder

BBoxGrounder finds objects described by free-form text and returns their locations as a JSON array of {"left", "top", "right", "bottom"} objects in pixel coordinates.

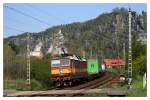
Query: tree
[
  {"left": 30, "top": 57, "right": 52, "bottom": 89},
  {"left": 132, "top": 40, "right": 146, "bottom": 78},
  {"left": 4, "top": 43, "right": 15, "bottom": 79}
]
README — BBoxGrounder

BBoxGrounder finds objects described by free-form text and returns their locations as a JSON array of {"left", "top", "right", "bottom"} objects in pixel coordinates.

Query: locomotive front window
[
  {"left": 51, "top": 60, "right": 60, "bottom": 67},
  {"left": 61, "top": 59, "right": 70, "bottom": 66}
]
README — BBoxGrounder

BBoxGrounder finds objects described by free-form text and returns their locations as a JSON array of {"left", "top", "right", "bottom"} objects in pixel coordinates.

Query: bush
[
  {"left": 133, "top": 55, "right": 146, "bottom": 77},
  {"left": 128, "top": 76, "right": 147, "bottom": 97},
  {"left": 30, "top": 57, "right": 53, "bottom": 89},
  {"left": 132, "top": 40, "right": 146, "bottom": 78},
  {"left": 30, "top": 79, "right": 43, "bottom": 90}
]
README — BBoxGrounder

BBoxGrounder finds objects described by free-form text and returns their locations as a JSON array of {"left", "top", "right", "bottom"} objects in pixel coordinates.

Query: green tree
[
  {"left": 4, "top": 43, "right": 15, "bottom": 79},
  {"left": 30, "top": 57, "right": 52, "bottom": 89},
  {"left": 132, "top": 40, "right": 146, "bottom": 78}
]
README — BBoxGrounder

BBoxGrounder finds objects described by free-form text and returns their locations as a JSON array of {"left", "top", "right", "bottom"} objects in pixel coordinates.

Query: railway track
[
  {"left": 63, "top": 72, "right": 115, "bottom": 90},
  {"left": 6, "top": 72, "right": 123, "bottom": 97},
  {"left": 63, "top": 72, "right": 117, "bottom": 96}
]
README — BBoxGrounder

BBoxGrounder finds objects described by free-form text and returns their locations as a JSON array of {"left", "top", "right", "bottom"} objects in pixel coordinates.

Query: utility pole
[
  {"left": 115, "top": 31, "right": 120, "bottom": 60},
  {"left": 123, "top": 43, "right": 126, "bottom": 62},
  {"left": 26, "top": 32, "right": 31, "bottom": 89},
  {"left": 85, "top": 40, "right": 92, "bottom": 58},
  {"left": 83, "top": 50, "right": 85, "bottom": 59},
  {"left": 90, "top": 47, "right": 93, "bottom": 58},
  {"left": 102, "top": 39, "right": 104, "bottom": 61},
  {"left": 128, "top": 8, "right": 132, "bottom": 89},
  {"left": 123, "top": 43, "right": 126, "bottom": 75},
  {"left": 114, "top": 18, "right": 121, "bottom": 74},
  {"left": 98, "top": 25, "right": 104, "bottom": 63},
  {"left": 85, "top": 40, "right": 88, "bottom": 58}
]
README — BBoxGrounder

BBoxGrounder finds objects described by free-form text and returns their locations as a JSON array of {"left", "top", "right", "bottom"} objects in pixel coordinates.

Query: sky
[{"left": 3, "top": 3, "right": 147, "bottom": 38}]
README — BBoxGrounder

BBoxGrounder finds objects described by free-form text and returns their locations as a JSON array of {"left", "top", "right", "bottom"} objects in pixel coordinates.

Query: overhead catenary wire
[
  {"left": 4, "top": 5, "right": 49, "bottom": 88},
  {"left": 5, "top": 4, "right": 66, "bottom": 53},
  {"left": 4, "top": 5, "right": 58, "bottom": 57},
  {"left": 25, "top": 4, "right": 74, "bottom": 53},
  {"left": 4, "top": 5, "right": 52, "bottom": 26},
  {"left": 4, "top": 25, "right": 27, "bottom": 33},
  {"left": 25, "top": 4, "right": 66, "bottom": 23},
  {"left": 25, "top": 4, "right": 67, "bottom": 51},
  {"left": 5, "top": 16, "right": 34, "bottom": 26}
]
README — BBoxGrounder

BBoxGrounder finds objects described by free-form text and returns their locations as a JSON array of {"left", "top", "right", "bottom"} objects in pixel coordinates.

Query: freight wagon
[
  {"left": 87, "top": 59, "right": 105, "bottom": 79},
  {"left": 50, "top": 55, "right": 105, "bottom": 87}
]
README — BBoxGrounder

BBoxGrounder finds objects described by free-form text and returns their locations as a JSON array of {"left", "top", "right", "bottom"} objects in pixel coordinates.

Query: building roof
[{"left": 104, "top": 59, "right": 125, "bottom": 66}]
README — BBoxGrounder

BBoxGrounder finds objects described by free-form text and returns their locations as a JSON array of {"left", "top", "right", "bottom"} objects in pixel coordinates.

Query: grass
[
  {"left": 4, "top": 79, "right": 45, "bottom": 91},
  {"left": 105, "top": 67, "right": 126, "bottom": 74},
  {"left": 88, "top": 75, "right": 147, "bottom": 97},
  {"left": 127, "top": 76, "right": 147, "bottom": 97},
  {"left": 105, "top": 68, "right": 119, "bottom": 74},
  {"left": 4, "top": 80, "right": 27, "bottom": 90},
  {"left": 120, "top": 75, "right": 147, "bottom": 97}
]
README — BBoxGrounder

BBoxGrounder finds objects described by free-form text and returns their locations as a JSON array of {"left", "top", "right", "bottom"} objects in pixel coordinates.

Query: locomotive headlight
[{"left": 60, "top": 69, "right": 64, "bottom": 74}]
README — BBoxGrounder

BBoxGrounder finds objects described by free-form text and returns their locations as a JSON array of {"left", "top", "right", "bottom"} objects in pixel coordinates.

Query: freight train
[{"left": 50, "top": 54, "right": 105, "bottom": 87}]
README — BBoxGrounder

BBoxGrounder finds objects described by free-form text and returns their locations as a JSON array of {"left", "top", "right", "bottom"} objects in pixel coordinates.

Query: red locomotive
[{"left": 51, "top": 55, "right": 88, "bottom": 87}]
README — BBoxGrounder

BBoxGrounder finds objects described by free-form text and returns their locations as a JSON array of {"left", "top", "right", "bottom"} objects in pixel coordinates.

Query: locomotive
[{"left": 50, "top": 54, "right": 105, "bottom": 87}]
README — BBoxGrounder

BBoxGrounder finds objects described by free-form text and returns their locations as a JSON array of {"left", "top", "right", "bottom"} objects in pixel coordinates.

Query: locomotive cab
[{"left": 50, "top": 57, "right": 73, "bottom": 87}]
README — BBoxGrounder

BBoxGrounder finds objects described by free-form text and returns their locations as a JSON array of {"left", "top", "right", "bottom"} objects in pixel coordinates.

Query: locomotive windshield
[
  {"left": 61, "top": 59, "right": 70, "bottom": 66},
  {"left": 51, "top": 60, "right": 60, "bottom": 67},
  {"left": 51, "top": 59, "right": 70, "bottom": 67}
]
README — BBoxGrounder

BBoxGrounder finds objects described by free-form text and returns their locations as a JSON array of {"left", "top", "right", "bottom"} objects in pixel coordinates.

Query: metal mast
[
  {"left": 123, "top": 43, "right": 126, "bottom": 66},
  {"left": 98, "top": 25, "right": 104, "bottom": 63},
  {"left": 123, "top": 43, "right": 126, "bottom": 74},
  {"left": 26, "top": 32, "right": 31, "bottom": 88},
  {"left": 128, "top": 8, "right": 132, "bottom": 88}
]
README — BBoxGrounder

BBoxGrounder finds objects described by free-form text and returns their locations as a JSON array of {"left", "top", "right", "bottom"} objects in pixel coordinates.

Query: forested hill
[{"left": 4, "top": 8, "right": 147, "bottom": 58}]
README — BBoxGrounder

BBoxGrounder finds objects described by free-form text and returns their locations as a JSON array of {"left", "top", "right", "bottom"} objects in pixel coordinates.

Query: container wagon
[{"left": 87, "top": 59, "right": 105, "bottom": 79}]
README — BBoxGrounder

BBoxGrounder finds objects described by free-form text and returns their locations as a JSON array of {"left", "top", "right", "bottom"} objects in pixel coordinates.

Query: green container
[{"left": 87, "top": 59, "right": 101, "bottom": 74}]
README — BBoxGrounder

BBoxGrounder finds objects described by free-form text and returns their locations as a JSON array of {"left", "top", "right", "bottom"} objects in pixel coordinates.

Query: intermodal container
[{"left": 87, "top": 59, "right": 101, "bottom": 74}]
